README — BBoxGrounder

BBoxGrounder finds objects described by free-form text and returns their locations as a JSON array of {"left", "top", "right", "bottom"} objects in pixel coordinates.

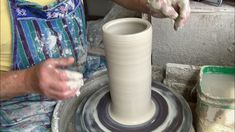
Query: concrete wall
[
  {"left": 151, "top": 1, "right": 235, "bottom": 67},
  {"left": 86, "top": 0, "right": 113, "bottom": 17}
]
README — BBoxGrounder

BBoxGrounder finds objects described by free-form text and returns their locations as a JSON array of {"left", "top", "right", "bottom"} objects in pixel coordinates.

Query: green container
[{"left": 196, "top": 66, "right": 235, "bottom": 132}]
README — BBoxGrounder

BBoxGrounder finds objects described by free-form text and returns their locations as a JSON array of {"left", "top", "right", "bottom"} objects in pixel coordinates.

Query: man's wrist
[{"left": 24, "top": 67, "right": 36, "bottom": 94}]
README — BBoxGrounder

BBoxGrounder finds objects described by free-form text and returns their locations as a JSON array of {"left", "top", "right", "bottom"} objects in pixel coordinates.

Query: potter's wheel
[{"left": 51, "top": 71, "right": 193, "bottom": 132}]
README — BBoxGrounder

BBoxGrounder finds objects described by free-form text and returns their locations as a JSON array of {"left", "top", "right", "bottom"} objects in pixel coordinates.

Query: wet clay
[
  {"left": 102, "top": 18, "right": 155, "bottom": 125},
  {"left": 64, "top": 70, "right": 84, "bottom": 96}
]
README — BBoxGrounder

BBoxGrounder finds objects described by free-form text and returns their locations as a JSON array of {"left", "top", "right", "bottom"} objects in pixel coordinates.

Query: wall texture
[{"left": 151, "top": 1, "right": 235, "bottom": 67}]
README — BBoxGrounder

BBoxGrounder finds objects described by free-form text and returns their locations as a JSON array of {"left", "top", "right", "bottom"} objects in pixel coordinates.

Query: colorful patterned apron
[
  {"left": 0, "top": 0, "right": 87, "bottom": 131},
  {"left": 11, "top": 0, "right": 87, "bottom": 71}
]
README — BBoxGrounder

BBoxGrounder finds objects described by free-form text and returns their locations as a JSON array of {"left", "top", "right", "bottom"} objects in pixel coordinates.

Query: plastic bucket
[{"left": 196, "top": 66, "right": 235, "bottom": 132}]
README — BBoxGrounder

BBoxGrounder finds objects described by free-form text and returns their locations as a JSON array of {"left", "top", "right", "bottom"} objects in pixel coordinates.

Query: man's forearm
[
  {"left": 113, "top": 0, "right": 149, "bottom": 13},
  {"left": 0, "top": 70, "right": 33, "bottom": 100}
]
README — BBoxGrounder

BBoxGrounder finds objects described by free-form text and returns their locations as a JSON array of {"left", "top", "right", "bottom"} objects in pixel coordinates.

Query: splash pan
[{"left": 51, "top": 71, "right": 193, "bottom": 132}]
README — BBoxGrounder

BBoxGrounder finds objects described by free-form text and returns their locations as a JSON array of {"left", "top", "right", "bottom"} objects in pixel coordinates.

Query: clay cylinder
[{"left": 102, "top": 18, "right": 155, "bottom": 125}]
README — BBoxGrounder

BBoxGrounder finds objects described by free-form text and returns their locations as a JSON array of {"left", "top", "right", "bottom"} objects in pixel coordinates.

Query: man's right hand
[
  {"left": 26, "top": 57, "right": 81, "bottom": 100},
  {"left": 147, "top": 0, "right": 191, "bottom": 30}
]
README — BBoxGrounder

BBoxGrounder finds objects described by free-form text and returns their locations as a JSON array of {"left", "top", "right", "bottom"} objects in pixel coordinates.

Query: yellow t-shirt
[{"left": 0, "top": 0, "right": 56, "bottom": 72}]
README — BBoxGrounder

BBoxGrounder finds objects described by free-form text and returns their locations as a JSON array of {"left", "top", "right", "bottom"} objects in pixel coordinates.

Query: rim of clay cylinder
[{"left": 102, "top": 18, "right": 151, "bottom": 37}]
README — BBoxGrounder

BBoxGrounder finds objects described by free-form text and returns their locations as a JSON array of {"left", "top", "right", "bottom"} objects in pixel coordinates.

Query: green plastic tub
[{"left": 196, "top": 66, "right": 235, "bottom": 132}]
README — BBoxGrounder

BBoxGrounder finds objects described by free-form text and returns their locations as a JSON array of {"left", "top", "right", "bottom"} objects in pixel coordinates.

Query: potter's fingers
[
  {"left": 148, "top": 0, "right": 163, "bottom": 10},
  {"left": 66, "top": 80, "right": 83, "bottom": 97},
  {"left": 66, "top": 79, "right": 84, "bottom": 90},
  {"left": 46, "top": 57, "right": 75, "bottom": 68},
  {"left": 40, "top": 66, "right": 68, "bottom": 82},
  {"left": 161, "top": 4, "right": 178, "bottom": 19},
  {"left": 48, "top": 88, "right": 77, "bottom": 100},
  {"left": 174, "top": 0, "right": 190, "bottom": 30},
  {"left": 42, "top": 82, "right": 75, "bottom": 100},
  {"left": 151, "top": 11, "right": 167, "bottom": 18},
  {"left": 48, "top": 81, "right": 69, "bottom": 92},
  {"left": 75, "top": 88, "right": 81, "bottom": 96},
  {"left": 53, "top": 69, "right": 69, "bottom": 81},
  {"left": 148, "top": 0, "right": 178, "bottom": 19},
  {"left": 63, "top": 70, "right": 83, "bottom": 81}
]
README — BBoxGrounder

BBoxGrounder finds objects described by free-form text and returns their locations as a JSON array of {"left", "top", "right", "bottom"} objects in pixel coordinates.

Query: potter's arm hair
[
  {"left": 0, "top": 70, "right": 33, "bottom": 100},
  {"left": 113, "top": 0, "right": 149, "bottom": 13}
]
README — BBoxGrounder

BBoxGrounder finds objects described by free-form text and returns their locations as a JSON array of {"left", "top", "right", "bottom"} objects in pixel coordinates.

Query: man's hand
[
  {"left": 27, "top": 57, "right": 83, "bottom": 100},
  {"left": 0, "top": 57, "right": 83, "bottom": 100},
  {"left": 147, "top": 0, "right": 190, "bottom": 30},
  {"left": 113, "top": 0, "right": 190, "bottom": 30}
]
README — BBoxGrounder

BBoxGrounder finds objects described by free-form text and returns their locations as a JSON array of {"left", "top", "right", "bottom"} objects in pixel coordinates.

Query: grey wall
[
  {"left": 86, "top": 0, "right": 113, "bottom": 17},
  {"left": 151, "top": 2, "right": 235, "bottom": 67}
]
